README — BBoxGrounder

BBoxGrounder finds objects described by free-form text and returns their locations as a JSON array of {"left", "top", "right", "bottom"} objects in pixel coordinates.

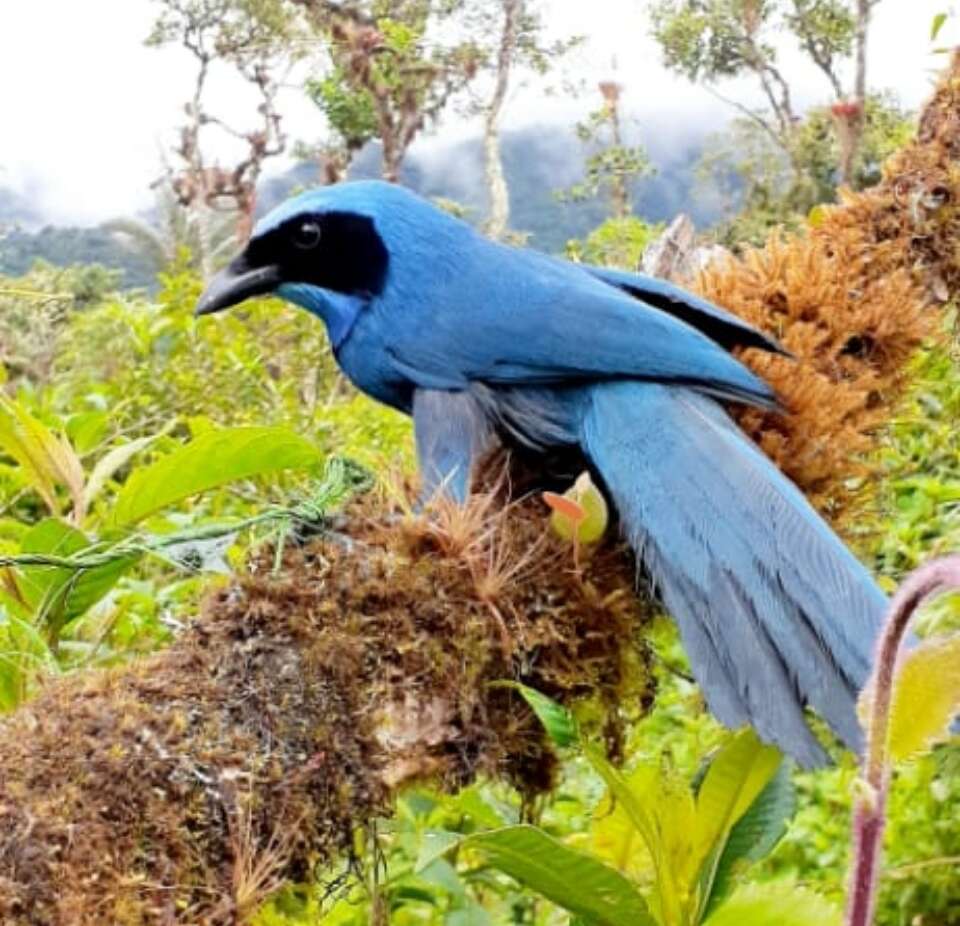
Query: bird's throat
[{"left": 276, "top": 283, "right": 366, "bottom": 349}]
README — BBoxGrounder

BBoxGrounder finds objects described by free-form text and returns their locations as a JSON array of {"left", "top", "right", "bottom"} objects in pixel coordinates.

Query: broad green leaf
[
  {"left": 702, "top": 883, "right": 840, "bottom": 926},
  {"left": 446, "top": 906, "right": 492, "bottom": 926},
  {"left": 585, "top": 746, "right": 696, "bottom": 926},
  {"left": 694, "top": 730, "right": 781, "bottom": 864},
  {"left": 931, "top": 11, "right": 949, "bottom": 41},
  {"left": 83, "top": 433, "right": 161, "bottom": 511},
  {"left": 0, "top": 610, "right": 58, "bottom": 710},
  {"left": 420, "top": 857, "right": 466, "bottom": 899},
  {"left": 499, "top": 681, "right": 579, "bottom": 748},
  {"left": 0, "top": 396, "right": 85, "bottom": 517},
  {"left": 589, "top": 768, "right": 651, "bottom": 880},
  {"left": 16, "top": 519, "right": 138, "bottom": 635},
  {"left": 111, "top": 426, "right": 322, "bottom": 526},
  {"left": 882, "top": 634, "right": 960, "bottom": 762},
  {"left": 66, "top": 411, "right": 109, "bottom": 454},
  {"left": 703, "top": 761, "right": 795, "bottom": 916},
  {"left": 692, "top": 730, "right": 782, "bottom": 921},
  {"left": 464, "top": 825, "right": 655, "bottom": 926},
  {"left": 415, "top": 829, "right": 463, "bottom": 873}
]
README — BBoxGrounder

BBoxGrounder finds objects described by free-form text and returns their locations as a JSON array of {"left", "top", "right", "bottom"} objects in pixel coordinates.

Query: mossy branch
[{"left": 0, "top": 492, "right": 649, "bottom": 925}]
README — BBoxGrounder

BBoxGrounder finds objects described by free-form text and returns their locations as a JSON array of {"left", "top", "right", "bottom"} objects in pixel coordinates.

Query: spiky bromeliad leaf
[
  {"left": 111, "top": 426, "right": 323, "bottom": 527},
  {"left": 463, "top": 825, "right": 656, "bottom": 926}
]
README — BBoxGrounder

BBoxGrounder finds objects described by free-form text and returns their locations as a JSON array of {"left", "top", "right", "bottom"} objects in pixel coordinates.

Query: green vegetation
[{"left": 0, "top": 259, "right": 410, "bottom": 713}]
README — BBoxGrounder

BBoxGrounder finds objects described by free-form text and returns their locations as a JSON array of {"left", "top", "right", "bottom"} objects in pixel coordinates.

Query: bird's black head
[{"left": 195, "top": 203, "right": 389, "bottom": 317}]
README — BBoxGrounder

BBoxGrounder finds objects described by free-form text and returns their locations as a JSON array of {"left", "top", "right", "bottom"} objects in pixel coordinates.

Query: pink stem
[{"left": 846, "top": 556, "right": 960, "bottom": 926}]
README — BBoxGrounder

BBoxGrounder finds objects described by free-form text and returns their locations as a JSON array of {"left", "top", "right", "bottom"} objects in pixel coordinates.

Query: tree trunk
[
  {"left": 608, "top": 100, "right": 629, "bottom": 219},
  {"left": 838, "top": 0, "right": 873, "bottom": 186},
  {"left": 483, "top": 0, "right": 521, "bottom": 240},
  {"left": 381, "top": 136, "right": 402, "bottom": 183}
]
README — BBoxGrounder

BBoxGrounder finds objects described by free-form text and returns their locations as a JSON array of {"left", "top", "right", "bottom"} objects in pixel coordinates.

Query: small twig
[
  {"left": 0, "top": 289, "right": 74, "bottom": 303},
  {"left": 884, "top": 855, "right": 960, "bottom": 878}
]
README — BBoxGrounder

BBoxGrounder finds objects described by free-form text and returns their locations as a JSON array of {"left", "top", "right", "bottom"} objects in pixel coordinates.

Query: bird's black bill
[{"left": 194, "top": 263, "right": 282, "bottom": 316}]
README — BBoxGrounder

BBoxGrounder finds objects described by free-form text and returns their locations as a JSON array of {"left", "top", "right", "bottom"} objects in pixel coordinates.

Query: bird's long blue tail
[{"left": 579, "top": 381, "right": 888, "bottom": 766}]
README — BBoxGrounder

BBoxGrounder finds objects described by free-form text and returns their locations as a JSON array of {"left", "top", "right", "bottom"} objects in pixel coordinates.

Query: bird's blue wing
[
  {"left": 579, "top": 381, "right": 887, "bottom": 766},
  {"left": 582, "top": 265, "right": 787, "bottom": 355},
  {"left": 383, "top": 247, "right": 782, "bottom": 410}
]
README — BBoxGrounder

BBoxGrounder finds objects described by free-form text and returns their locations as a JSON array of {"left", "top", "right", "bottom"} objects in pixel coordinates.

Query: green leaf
[
  {"left": 931, "top": 12, "right": 949, "bottom": 41},
  {"left": 807, "top": 204, "right": 827, "bottom": 228},
  {"left": 883, "top": 633, "right": 960, "bottom": 762},
  {"left": 546, "top": 471, "right": 609, "bottom": 545},
  {"left": 702, "top": 883, "right": 840, "bottom": 926},
  {"left": 83, "top": 433, "right": 161, "bottom": 511},
  {"left": 693, "top": 730, "right": 782, "bottom": 920},
  {"left": 694, "top": 730, "right": 782, "bottom": 863},
  {"left": 463, "top": 825, "right": 656, "bottom": 926},
  {"left": 585, "top": 745, "right": 696, "bottom": 925},
  {"left": 0, "top": 610, "right": 58, "bottom": 711},
  {"left": 704, "top": 760, "right": 795, "bottom": 915},
  {"left": 16, "top": 519, "right": 138, "bottom": 635},
  {"left": 111, "top": 427, "right": 322, "bottom": 526},
  {"left": 415, "top": 829, "right": 463, "bottom": 873},
  {"left": 0, "top": 396, "right": 85, "bottom": 517},
  {"left": 497, "top": 682, "right": 579, "bottom": 747}
]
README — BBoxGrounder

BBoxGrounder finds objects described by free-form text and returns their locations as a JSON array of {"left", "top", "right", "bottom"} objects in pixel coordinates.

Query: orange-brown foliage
[{"left": 692, "top": 53, "right": 960, "bottom": 520}]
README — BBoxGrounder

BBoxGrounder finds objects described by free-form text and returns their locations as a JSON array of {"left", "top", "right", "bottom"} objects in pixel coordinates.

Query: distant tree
[
  {"left": 565, "top": 214, "right": 661, "bottom": 268},
  {"left": 559, "top": 79, "right": 654, "bottom": 220},
  {"left": 457, "top": 0, "right": 582, "bottom": 240},
  {"left": 292, "top": 0, "right": 486, "bottom": 183},
  {"left": 102, "top": 184, "right": 239, "bottom": 277},
  {"left": 147, "top": 0, "right": 297, "bottom": 262},
  {"left": 697, "top": 91, "right": 913, "bottom": 247},
  {"left": 648, "top": 0, "right": 883, "bottom": 188}
]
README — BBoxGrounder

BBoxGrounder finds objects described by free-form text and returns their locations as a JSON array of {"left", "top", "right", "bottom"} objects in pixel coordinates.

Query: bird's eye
[{"left": 292, "top": 220, "right": 322, "bottom": 250}]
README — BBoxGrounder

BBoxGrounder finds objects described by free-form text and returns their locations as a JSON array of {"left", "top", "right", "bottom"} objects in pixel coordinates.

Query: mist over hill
[
  {"left": 1, "top": 122, "right": 721, "bottom": 288},
  {"left": 261, "top": 125, "right": 721, "bottom": 253}
]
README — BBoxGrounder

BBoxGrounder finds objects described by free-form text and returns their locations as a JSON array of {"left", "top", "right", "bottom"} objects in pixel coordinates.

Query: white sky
[{"left": 0, "top": 0, "right": 955, "bottom": 225}]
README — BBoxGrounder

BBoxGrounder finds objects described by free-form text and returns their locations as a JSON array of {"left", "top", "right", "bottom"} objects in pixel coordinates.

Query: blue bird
[{"left": 196, "top": 180, "right": 887, "bottom": 767}]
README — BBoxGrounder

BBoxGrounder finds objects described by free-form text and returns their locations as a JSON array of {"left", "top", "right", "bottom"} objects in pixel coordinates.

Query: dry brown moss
[
  {"left": 691, "top": 54, "right": 960, "bottom": 519},
  {"left": 0, "top": 493, "right": 650, "bottom": 925}
]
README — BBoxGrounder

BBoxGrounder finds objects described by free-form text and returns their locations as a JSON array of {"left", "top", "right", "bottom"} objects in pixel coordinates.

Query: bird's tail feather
[{"left": 579, "top": 382, "right": 887, "bottom": 766}]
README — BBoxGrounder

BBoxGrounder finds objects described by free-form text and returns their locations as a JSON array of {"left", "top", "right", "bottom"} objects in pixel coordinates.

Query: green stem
[{"left": 0, "top": 510, "right": 293, "bottom": 573}]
